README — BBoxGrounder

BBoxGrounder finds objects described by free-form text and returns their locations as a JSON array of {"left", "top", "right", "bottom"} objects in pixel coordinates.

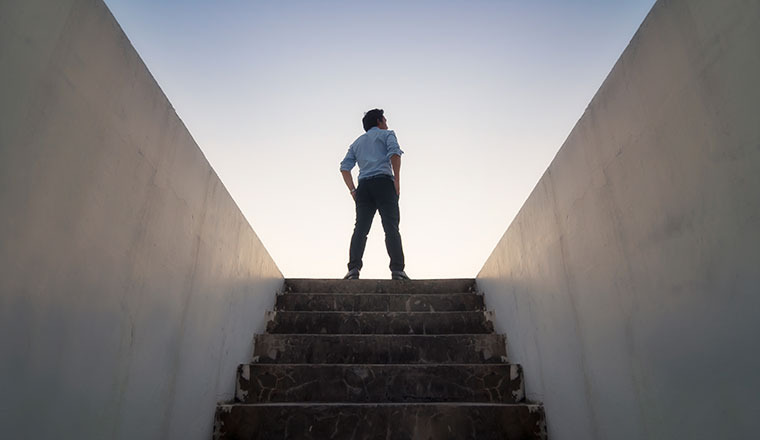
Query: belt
[{"left": 359, "top": 174, "right": 394, "bottom": 182}]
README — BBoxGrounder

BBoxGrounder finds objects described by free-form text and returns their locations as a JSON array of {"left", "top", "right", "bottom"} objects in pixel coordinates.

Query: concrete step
[
  {"left": 275, "top": 292, "right": 485, "bottom": 312},
  {"left": 236, "top": 364, "right": 524, "bottom": 404},
  {"left": 252, "top": 334, "right": 509, "bottom": 364},
  {"left": 214, "top": 402, "right": 546, "bottom": 440},
  {"left": 284, "top": 278, "right": 476, "bottom": 294},
  {"left": 265, "top": 311, "right": 495, "bottom": 335}
]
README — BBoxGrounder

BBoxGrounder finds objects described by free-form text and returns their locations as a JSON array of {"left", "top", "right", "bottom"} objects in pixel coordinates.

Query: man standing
[{"left": 340, "top": 109, "right": 409, "bottom": 280}]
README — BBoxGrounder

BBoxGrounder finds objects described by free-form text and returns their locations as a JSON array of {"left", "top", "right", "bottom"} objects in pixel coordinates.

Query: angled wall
[
  {"left": 0, "top": 0, "right": 282, "bottom": 438},
  {"left": 477, "top": 0, "right": 760, "bottom": 439}
]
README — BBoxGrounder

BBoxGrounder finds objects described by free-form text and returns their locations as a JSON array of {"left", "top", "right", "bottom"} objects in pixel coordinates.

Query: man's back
[{"left": 341, "top": 127, "right": 403, "bottom": 181}]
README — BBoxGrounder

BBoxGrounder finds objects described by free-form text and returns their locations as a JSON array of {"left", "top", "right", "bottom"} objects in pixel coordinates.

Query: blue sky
[{"left": 104, "top": 0, "right": 656, "bottom": 279}]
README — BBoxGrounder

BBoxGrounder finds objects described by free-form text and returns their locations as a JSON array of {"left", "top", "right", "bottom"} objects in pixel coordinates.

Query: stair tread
[
  {"left": 268, "top": 310, "right": 491, "bottom": 314},
  {"left": 252, "top": 333, "right": 508, "bottom": 364},
  {"left": 279, "top": 292, "right": 481, "bottom": 295},
  {"left": 266, "top": 310, "right": 495, "bottom": 334},
  {"left": 244, "top": 362, "right": 513, "bottom": 366},
  {"left": 255, "top": 333, "right": 501, "bottom": 336},
  {"left": 236, "top": 363, "right": 524, "bottom": 404},
  {"left": 284, "top": 278, "right": 477, "bottom": 294},
  {"left": 220, "top": 402, "right": 540, "bottom": 407},
  {"left": 253, "top": 333, "right": 507, "bottom": 364},
  {"left": 214, "top": 402, "right": 546, "bottom": 440}
]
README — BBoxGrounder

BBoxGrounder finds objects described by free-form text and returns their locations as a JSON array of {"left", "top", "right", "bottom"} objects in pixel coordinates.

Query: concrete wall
[
  {"left": 0, "top": 1, "right": 283, "bottom": 438},
  {"left": 477, "top": 0, "right": 760, "bottom": 439}
]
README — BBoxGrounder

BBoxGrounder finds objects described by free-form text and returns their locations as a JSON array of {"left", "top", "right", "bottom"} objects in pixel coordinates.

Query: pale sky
[{"left": 104, "top": 0, "right": 656, "bottom": 279}]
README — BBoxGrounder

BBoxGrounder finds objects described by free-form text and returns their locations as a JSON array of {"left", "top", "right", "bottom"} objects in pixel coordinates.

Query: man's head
[{"left": 362, "top": 108, "right": 388, "bottom": 132}]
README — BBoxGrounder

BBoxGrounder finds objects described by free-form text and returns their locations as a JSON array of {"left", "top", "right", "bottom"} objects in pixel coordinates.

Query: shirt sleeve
[
  {"left": 339, "top": 146, "right": 356, "bottom": 171},
  {"left": 385, "top": 130, "right": 404, "bottom": 160}
]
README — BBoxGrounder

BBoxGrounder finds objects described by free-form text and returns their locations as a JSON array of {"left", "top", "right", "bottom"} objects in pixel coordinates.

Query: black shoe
[
  {"left": 343, "top": 268, "right": 360, "bottom": 280},
  {"left": 391, "top": 270, "right": 410, "bottom": 280}
]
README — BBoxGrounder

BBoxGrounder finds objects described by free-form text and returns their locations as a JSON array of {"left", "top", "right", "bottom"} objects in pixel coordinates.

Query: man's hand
[
  {"left": 341, "top": 170, "right": 357, "bottom": 202},
  {"left": 390, "top": 154, "right": 401, "bottom": 198}
]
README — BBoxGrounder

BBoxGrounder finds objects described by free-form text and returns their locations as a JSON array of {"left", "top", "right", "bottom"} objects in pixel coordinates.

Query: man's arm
[
  {"left": 340, "top": 144, "right": 357, "bottom": 201},
  {"left": 385, "top": 131, "right": 404, "bottom": 197},
  {"left": 341, "top": 170, "right": 357, "bottom": 201},
  {"left": 390, "top": 154, "right": 401, "bottom": 197}
]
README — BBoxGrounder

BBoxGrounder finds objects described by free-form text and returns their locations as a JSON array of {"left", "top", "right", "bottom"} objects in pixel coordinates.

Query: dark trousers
[{"left": 348, "top": 175, "right": 405, "bottom": 272}]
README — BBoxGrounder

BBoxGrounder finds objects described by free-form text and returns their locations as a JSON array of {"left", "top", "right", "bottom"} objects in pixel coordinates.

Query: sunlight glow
[{"left": 104, "top": 0, "right": 655, "bottom": 279}]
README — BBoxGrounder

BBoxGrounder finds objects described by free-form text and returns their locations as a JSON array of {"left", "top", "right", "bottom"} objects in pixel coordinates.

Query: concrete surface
[
  {"left": 477, "top": 0, "right": 760, "bottom": 439},
  {"left": 251, "top": 334, "right": 510, "bottom": 364},
  {"left": 284, "top": 278, "right": 477, "bottom": 294},
  {"left": 0, "top": 0, "right": 283, "bottom": 438},
  {"left": 214, "top": 278, "right": 546, "bottom": 439},
  {"left": 215, "top": 403, "right": 547, "bottom": 440}
]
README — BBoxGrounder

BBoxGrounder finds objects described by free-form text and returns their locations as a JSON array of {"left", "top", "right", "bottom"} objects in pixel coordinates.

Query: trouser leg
[
  {"left": 348, "top": 185, "right": 376, "bottom": 271},
  {"left": 375, "top": 179, "right": 405, "bottom": 272}
]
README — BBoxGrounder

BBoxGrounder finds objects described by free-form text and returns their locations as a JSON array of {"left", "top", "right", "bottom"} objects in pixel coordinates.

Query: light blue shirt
[{"left": 340, "top": 127, "right": 404, "bottom": 181}]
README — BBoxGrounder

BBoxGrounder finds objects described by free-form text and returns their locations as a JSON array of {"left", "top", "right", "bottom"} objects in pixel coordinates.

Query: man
[{"left": 340, "top": 108, "right": 409, "bottom": 280}]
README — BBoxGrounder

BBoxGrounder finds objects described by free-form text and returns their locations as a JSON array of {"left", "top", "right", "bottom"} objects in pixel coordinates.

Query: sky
[{"left": 104, "top": 0, "right": 656, "bottom": 279}]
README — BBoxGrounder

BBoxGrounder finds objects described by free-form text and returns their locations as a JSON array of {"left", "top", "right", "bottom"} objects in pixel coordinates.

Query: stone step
[
  {"left": 284, "top": 278, "right": 476, "bottom": 294},
  {"left": 214, "top": 402, "right": 546, "bottom": 440},
  {"left": 252, "top": 334, "right": 509, "bottom": 364},
  {"left": 236, "top": 364, "right": 524, "bottom": 404},
  {"left": 265, "top": 311, "right": 495, "bottom": 335},
  {"left": 275, "top": 292, "right": 485, "bottom": 312}
]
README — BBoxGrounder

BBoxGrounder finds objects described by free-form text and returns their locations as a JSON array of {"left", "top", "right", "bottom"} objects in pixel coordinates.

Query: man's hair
[{"left": 362, "top": 108, "right": 384, "bottom": 132}]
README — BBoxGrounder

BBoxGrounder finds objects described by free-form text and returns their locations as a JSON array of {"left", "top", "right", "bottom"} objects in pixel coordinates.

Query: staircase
[{"left": 213, "top": 279, "right": 547, "bottom": 439}]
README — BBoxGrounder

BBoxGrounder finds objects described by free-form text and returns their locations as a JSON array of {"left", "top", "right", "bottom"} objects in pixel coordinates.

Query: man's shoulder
[
  {"left": 375, "top": 129, "right": 397, "bottom": 140},
  {"left": 383, "top": 130, "right": 399, "bottom": 145},
  {"left": 353, "top": 128, "right": 397, "bottom": 144},
  {"left": 350, "top": 132, "right": 368, "bottom": 146}
]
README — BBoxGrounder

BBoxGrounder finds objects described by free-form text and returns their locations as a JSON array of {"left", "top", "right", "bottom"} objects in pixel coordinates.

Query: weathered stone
[
  {"left": 236, "top": 364, "right": 524, "bottom": 403},
  {"left": 275, "top": 292, "right": 485, "bottom": 312},
  {"left": 284, "top": 278, "right": 476, "bottom": 294},
  {"left": 265, "top": 311, "right": 495, "bottom": 334},
  {"left": 252, "top": 334, "right": 509, "bottom": 364},
  {"left": 214, "top": 403, "right": 546, "bottom": 440},
  {"left": 215, "top": 279, "right": 546, "bottom": 439}
]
